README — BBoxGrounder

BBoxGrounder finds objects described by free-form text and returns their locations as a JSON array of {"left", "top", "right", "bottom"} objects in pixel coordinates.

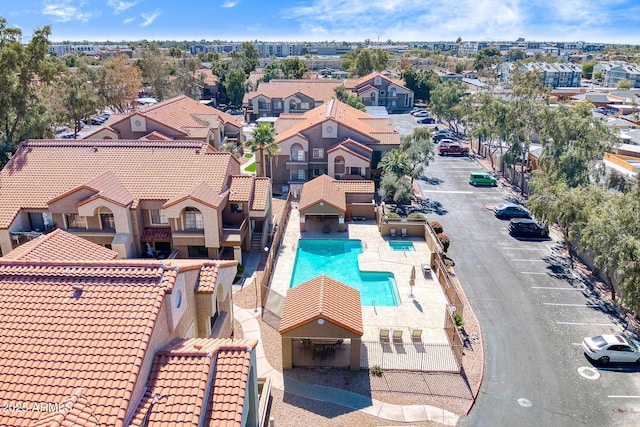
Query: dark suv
[{"left": 508, "top": 218, "right": 549, "bottom": 238}]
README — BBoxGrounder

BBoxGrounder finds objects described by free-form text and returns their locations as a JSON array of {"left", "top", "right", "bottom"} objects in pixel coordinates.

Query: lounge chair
[
  {"left": 392, "top": 329, "right": 403, "bottom": 343},
  {"left": 379, "top": 328, "right": 390, "bottom": 342},
  {"left": 411, "top": 329, "right": 423, "bottom": 342},
  {"left": 390, "top": 228, "right": 396, "bottom": 237},
  {"left": 401, "top": 228, "right": 407, "bottom": 238}
]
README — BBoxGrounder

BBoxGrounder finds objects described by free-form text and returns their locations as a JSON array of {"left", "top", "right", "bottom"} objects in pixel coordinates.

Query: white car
[
  {"left": 413, "top": 111, "right": 431, "bottom": 117},
  {"left": 582, "top": 334, "right": 640, "bottom": 364}
]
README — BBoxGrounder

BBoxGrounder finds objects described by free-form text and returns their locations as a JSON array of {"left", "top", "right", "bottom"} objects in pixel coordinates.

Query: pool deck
[{"left": 270, "top": 204, "right": 450, "bottom": 344}]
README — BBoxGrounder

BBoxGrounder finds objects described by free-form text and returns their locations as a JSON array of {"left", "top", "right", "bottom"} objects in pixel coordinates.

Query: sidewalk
[{"left": 234, "top": 304, "right": 460, "bottom": 426}]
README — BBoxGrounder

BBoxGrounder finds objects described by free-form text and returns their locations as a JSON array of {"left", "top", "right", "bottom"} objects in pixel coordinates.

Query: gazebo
[{"left": 279, "top": 275, "right": 363, "bottom": 371}]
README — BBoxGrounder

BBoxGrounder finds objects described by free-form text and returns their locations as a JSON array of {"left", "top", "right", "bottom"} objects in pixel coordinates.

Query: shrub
[
  {"left": 430, "top": 221, "right": 443, "bottom": 234},
  {"left": 237, "top": 264, "right": 245, "bottom": 275},
  {"left": 453, "top": 313, "right": 464, "bottom": 328},
  {"left": 437, "top": 233, "right": 450, "bottom": 253},
  {"left": 443, "top": 257, "right": 455, "bottom": 268},
  {"left": 384, "top": 212, "right": 401, "bottom": 219},
  {"left": 407, "top": 212, "right": 425, "bottom": 221},
  {"left": 370, "top": 364, "right": 383, "bottom": 377}
]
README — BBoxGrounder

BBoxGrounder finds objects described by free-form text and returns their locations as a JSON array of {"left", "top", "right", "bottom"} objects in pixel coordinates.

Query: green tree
[
  {"left": 245, "top": 124, "right": 278, "bottom": 177},
  {"left": 400, "top": 127, "right": 435, "bottom": 183},
  {"left": 94, "top": 54, "right": 142, "bottom": 113},
  {"left": 378, "top": 173, "right": 413, "bottom": 203},
  {"left": 224, "top": 69, "right": 246, "bottom": 107},
  {"left": 582, "top": 61, "right": 595, "bottom": 79},
  {"left": 333, "top": 86, "right": 365, "bottom": 111},
  {"left": 351, "top": 49, "right": 374, "bottom": 77},
  {"left": 280, "top": 57, "right": 308, "bottom": 79},
  {"left": 371, "top": 48, "right": 389, "bottom": 72},
  {"left": 401, "top": 68, "right": 441, "bottom": 103},
  {"left": 593, "top": 70, "right": 604, "bottom": 83},
  {"left": 473, "top": 47, "right": 502, "bottom": 76},
  {"left": 241, "top": 42, "right": 259, "bottom": 75},
  {"left": 506, "top": 49, "right": 526, "bottom": 62},
  {"left": 137, "top": 44, "right": 172, "bottom": 101},
  {"left": 616, "top": 79, "right": 631, "bottom": 90},
  {"left": 454, "top": 62, "right": 465, "bottom": 74},
  {"left": 61, "top": 71, "right": 98, "bottom": 137},
  {"left": 378, "top": 149, "right": 411, "bottom": 178},
  {"left": 430, "top": 80, "right": 465, "bottom": 132},
  {"left": 0, "top": 18, "right": 56, "bottom": 167},
  {"left": 469, "top": 92, "right": 509, "bottom": 168}
]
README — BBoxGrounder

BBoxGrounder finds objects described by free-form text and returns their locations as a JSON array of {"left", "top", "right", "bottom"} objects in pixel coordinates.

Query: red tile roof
[
  {"left": 2, "top": 229, "right": 118, "bottom": 261},
  {"left": 31, "top": 387, "right": 101, "bottom": 427},
  {"left": 129, "top": 338, "right": 257, "bottom": 427},
  {"left": 250, "top": 178, "right": 271, "bottom": 211},
  {"left": 279, "top": 275, "right": 363, "bottom": 335},
  {"left": 77, "top": 171, "right": 135, "bottom": 207},
  {"left": 141, "top": 227, "right": 172, "bottom": 242},
  {"left": 298, "top": 175, "right": 373, "bottom": 212},
  {"left": 0, "top": 261, "right": 171, "bottom": 426},
  {"left": 0, "top": 140, "right": 238, "bottom": 229},
  {"left": 163, "top": 181, "right": 224, "bottom": 209},
  {"left": 229, "top": 175, "right": 254, "bottom": 202},
  {"left": 275, "top": 99, "right": 400, "bottom": 146},
  {"left": 244, "top": 79, "right": 341, "bottom": 104}
]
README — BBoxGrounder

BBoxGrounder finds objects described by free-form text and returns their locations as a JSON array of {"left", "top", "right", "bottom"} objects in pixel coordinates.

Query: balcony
[
  {"left": 222, "top": 219, "right": 248, "bottom": 246},
  {"left": 286, "top": 159, "right": 308, "bottom": 169}
]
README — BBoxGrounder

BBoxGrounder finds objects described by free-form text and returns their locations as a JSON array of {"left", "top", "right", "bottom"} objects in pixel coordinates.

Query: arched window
[
  {"left": 370, "top": 93, "right": 376, "bottom": 103},
  {"left": 389, "top": 88, "right": 396, "bottom": 97},
  {"left": 334, "top": 156, "right": 345, "bottom": 174},
  {"left": 290, "top": 143, "right": 304, "bottom": 161},
  {"left": 289, "top": 100, "right": 297, "bottom": 110},
  {"left": 99, "top": 208, "right": 115, "bottom": 230},
  {"left": 184, "top": 207, "right": 204, "bottom": 230}
]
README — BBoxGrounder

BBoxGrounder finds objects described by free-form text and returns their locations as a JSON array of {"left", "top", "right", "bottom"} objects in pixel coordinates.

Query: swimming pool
[
  {"left": 290, "top": 239, "right": 399, "bottom": 306},
  {"left": 389, "top": 241, "right": 415, "bottom": 252}
]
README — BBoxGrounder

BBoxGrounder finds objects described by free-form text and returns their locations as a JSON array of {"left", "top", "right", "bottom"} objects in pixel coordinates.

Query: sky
[{"left": 3, "top": 0, "right": 640, "bottom": 45}]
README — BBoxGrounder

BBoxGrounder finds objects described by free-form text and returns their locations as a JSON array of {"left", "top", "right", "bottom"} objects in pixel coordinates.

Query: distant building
[
  {"left": 592, "top": 61, "right": 640, "bottom": 88},
  {"left": 501, "top": 62, "right": 582, "bottom": 88}
]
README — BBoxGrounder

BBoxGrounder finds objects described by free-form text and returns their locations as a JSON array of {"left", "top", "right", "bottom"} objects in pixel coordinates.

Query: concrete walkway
[{"left": 234, "top": 304, "right": 460, "bottom": 426}]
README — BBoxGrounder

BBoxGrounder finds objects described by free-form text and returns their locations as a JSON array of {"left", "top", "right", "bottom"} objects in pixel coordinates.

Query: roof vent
[
  {"left": 92, "top": 146, "right": 98, "bottom": 152},
  {"left": 193, "top": 344, "right": 203, "bottom": 350},
  {"left": 195, "top": 149, "right": 200, "bottom": 154},
  {"left": 72, "top": 284, "right": 84, "bottom": 297}
]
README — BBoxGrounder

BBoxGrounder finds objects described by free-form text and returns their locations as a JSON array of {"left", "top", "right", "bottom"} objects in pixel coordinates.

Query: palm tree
[{"left": 246, "top": 124, "right": 279, "bottom": 177}]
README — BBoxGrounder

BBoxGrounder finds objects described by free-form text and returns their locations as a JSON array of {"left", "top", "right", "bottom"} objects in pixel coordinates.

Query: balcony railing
[{"left": 222, "top": 219, "right": 248, "bottom": 244}]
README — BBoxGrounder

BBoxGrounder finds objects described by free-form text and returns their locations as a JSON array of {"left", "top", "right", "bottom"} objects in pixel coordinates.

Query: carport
[{"left": 279, "top": 275, "right": 363, "bottom": 371}]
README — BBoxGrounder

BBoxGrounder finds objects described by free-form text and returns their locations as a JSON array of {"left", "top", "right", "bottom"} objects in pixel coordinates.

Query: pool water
[
  {"left": 290, "top": 239, "right": 399, "bottom": 306},
  {"left": 389, "top": 241, "right": 415, "bottom": 252}
]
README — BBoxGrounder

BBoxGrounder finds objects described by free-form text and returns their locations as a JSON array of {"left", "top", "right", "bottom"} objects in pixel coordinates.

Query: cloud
[
  {"left": 42, "top": 2, "right": 94, "bottom": 23},
  {"left": 108, "top": 1, "right": 140, "bottom": 14},
  {"left": 222, "top": 1, "right": 240, "bottom": 7},
  {"left": 123, "top": 17, "right": 136, "bottom": 24},
  {"left": 140, "top": 10, "right": 161, "bottom": 27}
]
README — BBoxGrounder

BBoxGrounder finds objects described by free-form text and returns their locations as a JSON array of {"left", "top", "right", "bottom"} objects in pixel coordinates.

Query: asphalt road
[{"left": 388, "top": 113, "right": 640, "bottom": 427}]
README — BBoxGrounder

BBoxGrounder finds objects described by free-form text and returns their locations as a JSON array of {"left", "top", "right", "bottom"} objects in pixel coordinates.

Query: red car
[{"left": 439, "top": 142, "right": 469, "bottom": 156}]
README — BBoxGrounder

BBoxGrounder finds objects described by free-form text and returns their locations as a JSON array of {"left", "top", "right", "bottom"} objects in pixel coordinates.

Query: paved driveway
[{"left": 415, "top": 154, "right": 640, "bottom": 427}]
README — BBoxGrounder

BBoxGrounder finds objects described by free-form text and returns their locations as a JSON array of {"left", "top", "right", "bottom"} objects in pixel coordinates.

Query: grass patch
[
  {"left": 244, "top": 153, "right": 253, "bottom": 158},
  {"left": 245, "top": 163, "right": 256, "bottom": 173}
]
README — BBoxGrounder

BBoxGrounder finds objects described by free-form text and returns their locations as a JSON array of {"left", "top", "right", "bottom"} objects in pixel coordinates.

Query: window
[
  {"left": 273, "top": 100, "right": 282, "bottom": 108},
  {"left": 312, "top": 168, "right": 324, "bottom": 177},
  {"left": 290, "top": 170, "right": 305, "bottom": 180},
  {"left": 188, "top": 245, "right": 209, "bottom": 258},
  {"left": 349, "top": 167, "right": 362, "bottom": 176},
  {"left": 290, "top": 144, "right": 305, "bottom": 161},
  {"left": 104, "top": 244, "right": 113, "bottom": 250},
  {"left": 100, "top": 212, "right": 115, "bottom": 230},
  {"left": 312, "top": 148, "right": 324, "bottom": 159},
  {"left": 380, "top": 90, "right": 386, "bottom": 96},
  {"left": 184, "top": 207, "right": 204, "bottom": 229},
  {"left": 150, "top": 209, "right": 168, "bottom": 225},
  {"left": 370, "top": 93, "right": 376, "bottom": 103},
  {"left": 231, "top": 203, "right": 243, "bottom": 214},
  {"left": 390, "top": 88, "right": 396, "bottom": 97},
  {"left": 289, "top": 100, "right": 297, "bottom": 110},
  {"left": 334, "top": 156, "right": 345, "bottom": 174},
  {"left": 65, "top": 213, "right": 87, "bottom": 229}
]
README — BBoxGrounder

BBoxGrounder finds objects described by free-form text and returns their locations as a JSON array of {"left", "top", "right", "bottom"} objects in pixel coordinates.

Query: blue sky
[{"left": 4, "top": 0, "right": 640, "bottom": 44}]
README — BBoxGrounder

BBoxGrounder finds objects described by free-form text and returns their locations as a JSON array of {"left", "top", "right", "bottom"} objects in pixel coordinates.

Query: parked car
[
  {"left": 582, "top": 334, "right": 640, "bottom": 364},
  {"left": 61, "top": 133, "right": 75, "bottom": 139},
  {"left": 417, "top": 117, "right": 436, "bottom": 124},
  {"left": 508, "top": 218, "right": 548, "bottom": 238},
  {"left": 90, "top": 117, "right": 105, "bottom": 125},
  {"left": 469, "top": 172, "right": 497, "bottom": 186},
  {"left": 439, "top": 142, "right": 469, "bottom": 156},
  {"left": 433, "top": 133, "right": 457, "bottom": 143},
  {"left": 493, "top": 203, "right": 531, "bottom": 219},
  {"left": 410, "top": 106, "right": 427, "bottom": 114},
  {"left": 413, "top": 111, "right": 431, "bottom": 118}
]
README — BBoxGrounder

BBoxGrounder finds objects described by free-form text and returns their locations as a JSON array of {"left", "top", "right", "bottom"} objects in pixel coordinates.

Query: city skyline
[{"left": 4, "top": 0, "right": 640, "bottom": 45}]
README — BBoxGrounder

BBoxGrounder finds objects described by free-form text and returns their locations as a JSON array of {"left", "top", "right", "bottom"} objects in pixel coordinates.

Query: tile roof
[
  {"left": 0, "top": 261, "right": 172, "bottom": 426},
  {"left": 141, "top": 227, "right": 172, "bottom": 242},
  {"left": 229, "top": 175, "right": 254, "bottom": 202},
  {"left": 244, "top": 79, "right": 342, "bottom": 104},
  {"left": 298, "top": 175, "right": 374, "bottom": 212},
  {"left": 345, "top": 71, "right": 409, "bottom": 91},
  {"left": 250, "top": 178, "right": 271, "bottom": 211},
  {"left": 31, "top": 387, "right": 101, "bottom": 427},
  {"left": 141, "top": 130, "right": 173, "bottom": 140},
  {"left": 298, "top": 175, "right": 346, "bottom": 213},
  {"left": 163, "top": 181, "right": 224, "bottom": 209},
  {"left": 139, "top": 95, "right": 242, "bottom": 132},
  {"left": 129, "top": 338, "right": 257, "bottom": 427},
  {"left": 2, "top": 229, "right": 118, "bottom": 261},
  {"left": 275, "top": 99, "right": 400, "bottom": 146},
  {"left": 77, "top": 171, "right": 135, "bottom": 207},
  {"left": 327, "top": 140, "right": 372, "bottom": 162},
  {"left": 279, "top": 275, "right": 363, "bottom": 335},
  {"left": 0, "top": 140, "right": 236, "bottom": 229},
  {"left": 194, "top": 68, "right": 219, "bottom": 86}
]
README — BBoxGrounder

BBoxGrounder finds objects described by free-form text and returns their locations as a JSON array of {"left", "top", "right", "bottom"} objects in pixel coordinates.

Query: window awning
[{"left": 141, "top": 227, "right": 172, "bottom": 242}]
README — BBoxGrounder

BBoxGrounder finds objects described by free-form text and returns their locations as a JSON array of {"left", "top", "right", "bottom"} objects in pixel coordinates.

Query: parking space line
[
  {"left": 556, "top": 321, "right": 616, "bottom": 326},
  {"left": 532, "top": 286, "right": 583, "bottom": 290},
  {"left": 511, "top": 258, "right": 547, "bottom": 262},
  {"left": 544, "top": 303, "right": 599, "bottom": 307},
  {"left": 421, "top": 190, "right": 474, "bottom": 194},
  {"left": 608, "top": 395, "right": 640, "bottom": 398},
  {"left": 503, "top": 247, "right": 548, "bottom": 251},
  {"left": 521, "top": 272, "right": 548, "bottom": 275}
]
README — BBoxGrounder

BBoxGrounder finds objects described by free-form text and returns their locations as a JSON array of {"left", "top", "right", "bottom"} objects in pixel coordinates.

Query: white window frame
[
  {"left": 65, "top": 213, "right": 87, "bottom": 229},
  {"left": 150, "top": 209, "right": 168, "bottom": 225},
  {"left": 184, "top": 207, "right": 204, "bottom": 230},
  {"left": 312, "top": 148, "right": 324, "bottom": 159}
]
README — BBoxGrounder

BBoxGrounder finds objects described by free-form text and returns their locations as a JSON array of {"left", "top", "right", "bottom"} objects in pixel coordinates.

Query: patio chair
[
  {"left": 411, "top": 329, "right": 423, "bottom": 342},
  {"left": 401, "top": 228, "right": 407, "bottom": 238},
  {"left": 379, "top": 328, "right": 390, "bottom": 342},
  {"left": 392, "top": 329, "right": 403, "bottom": 343},
  {"left": 390, "top": 228, "right": 397, "bottom": 237}
]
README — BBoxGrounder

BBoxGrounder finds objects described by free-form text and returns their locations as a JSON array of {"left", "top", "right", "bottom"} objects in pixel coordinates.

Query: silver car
[{"left": 582, "top": 334, "right": 640, "bottom": 364}]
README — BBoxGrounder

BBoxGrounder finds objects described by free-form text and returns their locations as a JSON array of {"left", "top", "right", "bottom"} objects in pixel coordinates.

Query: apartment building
[
  {"left": 593, "top": 61, "right": 640, "bottom": 88},
  {"left": 501, "top": 62, "right": 583, "bottom": 87}
]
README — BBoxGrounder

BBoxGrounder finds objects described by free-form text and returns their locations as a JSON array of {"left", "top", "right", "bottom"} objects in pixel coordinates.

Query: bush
[
  {"left": 384, "top": 212, "right": 401, "bottom": 219},
  {"left": 453, "top": 313, "right": 464, "bottom": 328},
  {"left": 437, "top": 233, "right": 450, "bottom": 253},
  {"left": 430, "top": 221, "right": 443, "bottom": 234},
  {"left": 407, "top": 212, "right": 425, "bottom": 221},
  {"left": 443, "top": 257, "right": 455, "bottom": 268},
  {"left": 370, "top": 364, "right": 383, "bottom": 377}
]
